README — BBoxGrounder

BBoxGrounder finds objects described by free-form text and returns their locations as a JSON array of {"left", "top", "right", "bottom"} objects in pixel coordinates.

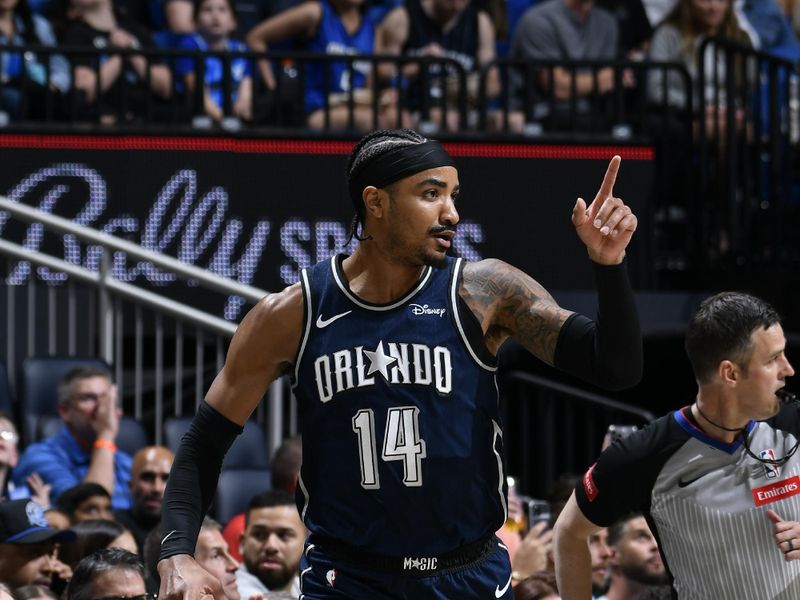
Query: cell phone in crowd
[
  {"left": 601, "top": 423, "right": 640, "bottom": 451},
  {"left": 522, "top": 496, "right": 551, "bottom": 530}
]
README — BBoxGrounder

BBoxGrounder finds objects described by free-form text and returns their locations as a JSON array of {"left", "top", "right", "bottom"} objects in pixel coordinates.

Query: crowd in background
[
  {"left": 1, "top": 0, "right": 799, "bottom": 131},
  {"left": 0, "top": 363, "right": 677, "bottom": 599}
]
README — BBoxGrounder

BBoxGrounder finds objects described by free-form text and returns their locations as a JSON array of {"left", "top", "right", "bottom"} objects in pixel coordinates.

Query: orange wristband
[{"left": 93, "top": 438, "right": 117, "bottom": 452}]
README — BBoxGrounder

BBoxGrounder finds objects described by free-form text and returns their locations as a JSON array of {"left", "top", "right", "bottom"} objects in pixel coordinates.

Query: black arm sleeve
[
  {"left": 158, "top": 400, "right": 243, "bottom": 561},
  {"left": 552, "top": 260, "right": 642, "bottom": 390}
]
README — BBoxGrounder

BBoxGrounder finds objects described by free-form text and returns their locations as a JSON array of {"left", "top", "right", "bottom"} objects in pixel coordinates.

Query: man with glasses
[
  {"left": 66, "top": 548, "right": 150, "bottom": 600},
  {"left": 0, "top": 498, "right": 75, "bottom": 592},
  {"left": 14, "top": 366, "right": 133, "bottom": 510}
]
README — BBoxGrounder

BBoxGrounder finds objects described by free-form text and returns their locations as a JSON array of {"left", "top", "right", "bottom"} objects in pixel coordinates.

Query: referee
[{"left": 554, "top": 292, "right": 800, "bottom": 599}]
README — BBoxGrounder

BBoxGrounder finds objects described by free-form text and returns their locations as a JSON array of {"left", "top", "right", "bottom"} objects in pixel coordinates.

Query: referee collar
[{"left": 674, "top": 406, "right": 756, "bottom": 454}]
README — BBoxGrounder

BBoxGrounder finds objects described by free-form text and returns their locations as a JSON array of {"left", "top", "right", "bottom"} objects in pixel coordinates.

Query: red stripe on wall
[{"left": 0, "top": 134, "right": 654, "bottom": 160}]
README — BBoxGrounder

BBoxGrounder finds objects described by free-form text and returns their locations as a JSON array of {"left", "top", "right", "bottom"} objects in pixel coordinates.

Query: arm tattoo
[{"left": 461, "top": 259, "right": 572, "bottom": 364}]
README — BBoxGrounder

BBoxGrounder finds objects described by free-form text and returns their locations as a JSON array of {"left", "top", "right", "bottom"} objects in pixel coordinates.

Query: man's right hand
[
  {"left": 158, "top": 554, "right": 225, "bottom": 600},
  {"left": 92, "top": 384, "right": 120, "bottom": 440}
]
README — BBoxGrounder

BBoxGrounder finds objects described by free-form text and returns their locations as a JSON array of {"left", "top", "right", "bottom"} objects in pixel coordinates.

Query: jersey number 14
[{"left": 352, "top": 406, "right": 427, "bottom": 489}]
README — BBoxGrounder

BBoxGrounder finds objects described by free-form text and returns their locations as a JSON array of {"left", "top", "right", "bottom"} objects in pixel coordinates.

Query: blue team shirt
[
  {"left": 303, "top": 0, "right": 374, "bottom": 113},
  {"left": 176, "top": 34, "right": 252, "bottom": 110},
  {"left": 292, "top": 255, "right": 506, "bottom": 555},
  {"left": 13, "top": 426, "right": 133, "bottom": 509}
]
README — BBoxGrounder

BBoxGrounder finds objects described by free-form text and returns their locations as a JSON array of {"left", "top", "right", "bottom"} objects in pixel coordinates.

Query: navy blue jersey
[{"left": 292, "top": 254, "right": 506, "bottom": 555}]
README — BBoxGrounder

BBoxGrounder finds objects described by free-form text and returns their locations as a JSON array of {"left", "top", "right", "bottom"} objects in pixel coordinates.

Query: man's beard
[
  {"left": 592, "top": 573, "right": 611, "bottom": 596},
  {"left": 248, "top": 558, "right": 295, "bottom": 591},
  {"left": 132, "top": 498, "right": 161, "bottom": 523},
  {"left": 620, "top": 561, "right": 668, "bottom": 586}
]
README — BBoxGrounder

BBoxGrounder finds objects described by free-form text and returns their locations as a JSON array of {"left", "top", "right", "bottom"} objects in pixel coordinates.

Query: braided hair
[{"left": 345, "top": 129, "right": 428, "bottom": 242}]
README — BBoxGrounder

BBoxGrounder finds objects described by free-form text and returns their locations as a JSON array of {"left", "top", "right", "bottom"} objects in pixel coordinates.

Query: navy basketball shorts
[{"left": 299, "top": 536, "right": 513, "bottom": 599}]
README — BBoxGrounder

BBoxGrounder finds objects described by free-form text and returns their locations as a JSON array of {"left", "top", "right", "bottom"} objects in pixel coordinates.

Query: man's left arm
[{"left": 460, "top": 157, "right": 642, "bottom": 390}]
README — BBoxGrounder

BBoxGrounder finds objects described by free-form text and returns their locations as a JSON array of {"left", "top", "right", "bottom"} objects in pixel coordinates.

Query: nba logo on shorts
[{"left": 760, "top": 449, "right": 780, "bottom": 479}]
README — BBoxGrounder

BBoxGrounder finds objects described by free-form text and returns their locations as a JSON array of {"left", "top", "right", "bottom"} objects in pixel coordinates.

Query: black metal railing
[
  {"left": 694, "top": 38, "right": 800, "bottom": 273},
  {"left": 499, "top": 370, "right": 656, "bottom": 498}
]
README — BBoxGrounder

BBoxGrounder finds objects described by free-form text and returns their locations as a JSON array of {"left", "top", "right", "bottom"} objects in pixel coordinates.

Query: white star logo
[
  {"left": 411, "top": 558, "right": 421, "bottom": 568},
  {"left": 363, "top": 340, "right": 397, "bottom": 380}
]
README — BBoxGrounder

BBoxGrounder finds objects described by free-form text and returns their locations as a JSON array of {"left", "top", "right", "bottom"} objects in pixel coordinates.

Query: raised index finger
[{"left": 597, "top": 155, "right": 621, "bottom": 201}]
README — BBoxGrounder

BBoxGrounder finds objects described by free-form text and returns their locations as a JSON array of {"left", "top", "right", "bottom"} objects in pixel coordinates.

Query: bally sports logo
[{"left": 752, "top": 475, "right": 800, "bottom": 506}]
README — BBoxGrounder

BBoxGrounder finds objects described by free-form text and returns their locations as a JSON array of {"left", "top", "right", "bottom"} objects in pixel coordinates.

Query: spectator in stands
[
  {"left": 56, "top": 483, "right": 114, "bottom": 524},
  {"left": 510, "top": 522, "right": 553, "bottom": 589},
  {"left": 176, "top": 0, "right": 253, "bottom": 122},
  {"left": 236, "top": 490, "right": 305, "bottom": 597},
  {"left": 114, "top": 446, "right": 172, "bottom": 552},
  {"left": 58, "top": 519, "right": 138, "bottom": 569},
  {"left": 595, "top": 0, "right": 652, "bottom": 59},
  {"left": 736, "top": 0, "right": 800, "bottom": 58},
  {"left": 587, "top": 528, "right": 612, "bottom": 599},
  {"left": 508, "top": 0, "right": 631, "bottom": 132},
  {"left": 142, "top": 517, "right": 238, "bottom": 598},
  {"left": 60, "top": 0, "right": 172, "bottom": 123},
  {"left": 0, "top": 414, "right": 52, "bottom": 508},
  {"left": 222, "top": 436, "right": 300, "bottom": 562},
  {"left": 603, "top": 513, "right": 667, "bottom": 599},
  {"left": 641, "top": 0, "right": 675, "bottom": 25},
  {"left": 0, "top": 0, "right": 70, "bottom": 121},
  {"left": 646, "top": 0, "right": 751, "bottom": 132},
  {"left": 44, "top": 509, "right": 71, "bottom": 530},
  {"left": 246, "top": 0, "right": 406, "bottom": 131},
  {"left": 375, "top": 0, "right": 501, "bottom": 131},
  {"left": 163, "top": 0, "right": 195, "bottom": 34},
  {"left": 195, "top": 517, "right": 240, "bottom": 600},
  {"left": 547, "top": 473, "right": 580, "bottom": 523},
  {"left": 14, "top": 366, "right": 133, "bottom": 510},
  {"left": 0, "top": 499, "right": 75, "bottom": 592},
  {"left": 270, "top": 435, "right": 301, "bottom": 494},
  {"left": 12, "top": 584, "right": 58, "bottom": 600},
  {"left": 65, "top": 548, "right": 146, "bottom": 600},
  {"left": 0, "top": 413, "right": 21, "bottom": 498},
  {"left": 513, "top": 571, "right": 560, "bottom": 600}
]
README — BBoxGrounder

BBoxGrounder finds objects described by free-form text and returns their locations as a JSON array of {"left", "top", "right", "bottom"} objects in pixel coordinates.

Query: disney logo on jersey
[
  {"left": 314, "top": 340, "right": 452, "bottom": 402},
  {"left": 409, "top": 304, "right": 447, "bottom": 318},
  {"left": 403, "top": 557, "right": 438, "bottom": 571},
  {"left": 752, "top": 475, "right": 800, "bottom": 506}
]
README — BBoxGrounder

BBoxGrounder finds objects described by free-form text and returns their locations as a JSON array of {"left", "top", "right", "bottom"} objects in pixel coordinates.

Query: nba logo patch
[
  {"left": 326, "top": 569, "right": 337, "bottom": 587},
  {"left": 760, "top": 449, "right": 780, "bottom": 479}
]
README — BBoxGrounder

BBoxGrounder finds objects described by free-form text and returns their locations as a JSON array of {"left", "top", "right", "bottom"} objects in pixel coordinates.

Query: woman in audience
[
  {"left": 58, "top": 519, "right": 138, "bottom": 568},
  {"left": 0, "top": 0, "right": 70, "bottom": 120},
  {"left": 245, "top": 0, "right": 405, "bottom": 130},
  {"left": 176, "top": 0, "right": 253, "bottom": 122},
  {"left": 646, "top": 0, "right": 751, "bottom": 135}
]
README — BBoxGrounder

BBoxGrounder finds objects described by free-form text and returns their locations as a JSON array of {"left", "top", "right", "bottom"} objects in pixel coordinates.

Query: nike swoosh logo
[
  {"left": 678, "top": 472, "right": 709, "bottom": 488},
  {"left": 161, "top": 530, "right": 177, "bottom": 545},
  {"left": 495, "top": 574, "right": 512, "bottom": 598},
  {"left": 316, "top": 311, "right": 352, "bottom": 329}
]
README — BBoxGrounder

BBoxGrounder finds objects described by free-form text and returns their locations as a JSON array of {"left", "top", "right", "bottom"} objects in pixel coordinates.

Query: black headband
[{"left": 349, "top": 141, "right": 456, "bottom": 209}]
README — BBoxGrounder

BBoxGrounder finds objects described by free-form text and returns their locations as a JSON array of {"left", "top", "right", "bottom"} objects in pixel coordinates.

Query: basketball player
[{"left": 158, "top": 128, "right": 642, "bottom": 599}]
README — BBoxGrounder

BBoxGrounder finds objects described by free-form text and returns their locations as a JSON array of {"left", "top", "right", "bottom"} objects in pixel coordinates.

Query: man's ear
[
  {"left": 719, "top": 360, "right": 740, "bottom": 386},
  {"left": 363, "top": 186, "right": 385, "bottom": 219}
]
